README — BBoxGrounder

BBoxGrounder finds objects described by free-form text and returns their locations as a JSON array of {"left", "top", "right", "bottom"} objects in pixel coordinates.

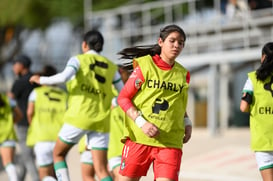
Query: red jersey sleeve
[
  {"left": 117, "top": 66, "right": 144, "bottom": 112},
  {"left": 186, "top": 71, "right": 190, "bottom": 84}
]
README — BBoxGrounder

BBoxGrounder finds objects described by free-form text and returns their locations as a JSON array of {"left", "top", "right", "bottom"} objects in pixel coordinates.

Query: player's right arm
[
  {"left": 240, "top": 78, "right": 253, "bottom": 113},
  {"left": 118, "top": 66, "right": 144, "bottom": 119},
  {"left": 29, "top": 57, "right": 79, "bottom": 85},
  {"left": 117, "top": 66, "right": 159, "bottom": 137}
]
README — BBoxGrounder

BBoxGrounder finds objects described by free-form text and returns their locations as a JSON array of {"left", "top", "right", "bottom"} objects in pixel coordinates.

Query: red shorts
[{"left": 119, "top": 139, "right": 182, "bottom": 181}]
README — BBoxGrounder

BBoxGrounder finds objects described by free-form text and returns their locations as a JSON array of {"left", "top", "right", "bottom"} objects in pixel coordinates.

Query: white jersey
[{"left": 242, "top": 78, "right": 253, "bottom": 92}]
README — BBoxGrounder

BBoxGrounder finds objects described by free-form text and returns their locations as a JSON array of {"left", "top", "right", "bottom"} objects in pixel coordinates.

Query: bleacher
[{"left": 85, "top": 0, "right": 273, "bottom": 63}]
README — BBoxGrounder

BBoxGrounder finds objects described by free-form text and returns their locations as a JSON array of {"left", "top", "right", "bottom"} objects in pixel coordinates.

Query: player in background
[
  {"left": 240, "top": 42, "right": 273, "bottom": 181},
  {"left": 27, "top": 65, "right": 67, "bottom": 181},
  {"left": 29, "top": 29, "right": 124, "bottom": 181},
  {"left": 108, "top": 64, "right": 133, "bottom": 181},
  {"left": 9, "top": 54, "right": 40, "bottom": 181},
  {"left": 78, "top": 136, "right": 96, "bottom": 181},
  {"left": 78, "top": 64, "right": 131, "bottom": 181},
  {"left": 0, "top": 93, "right": 22, "bottom": 181}
]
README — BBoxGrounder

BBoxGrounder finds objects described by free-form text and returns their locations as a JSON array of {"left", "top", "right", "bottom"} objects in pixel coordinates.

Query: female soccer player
[
  {"left": 117, "top": 24, "right": 192, "bottom": 181},
  {"left": 240, "top": 42, "right": 273, "bottom": 181},
  {"left": 27, "top": 65, "right": 67, "bottom": 180},
  {"left": 0, "top": 93, "right": 22, "bottom": 181}
]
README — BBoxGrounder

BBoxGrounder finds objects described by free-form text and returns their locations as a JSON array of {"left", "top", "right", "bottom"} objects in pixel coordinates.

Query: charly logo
[
  {"left": 89, "top": 60, "right": 108, "bottom": 83},
  {"left": 264, "top": 77, "right": 273, "bottom": 97},
  {"left": 152, "top": 98, "right": 169, "bottom": 114}
]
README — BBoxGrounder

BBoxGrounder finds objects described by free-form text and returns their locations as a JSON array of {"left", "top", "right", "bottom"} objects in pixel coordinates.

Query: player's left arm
[
  {"left": 183, "top": 71, "right": 192, "bottom": 143},
  {"left": 183, "top": 112, "right": 192, "bottom": 143},
  {"left": 27, "top": 90, "right": 36, "bottom": 124}
]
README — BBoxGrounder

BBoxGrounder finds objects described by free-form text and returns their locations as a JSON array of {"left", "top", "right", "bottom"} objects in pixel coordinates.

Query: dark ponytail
[
  {"left": 256, "top": 42, "right": 273, "bottom": 81},
  {"left": 118, "top": 45, "right": 161, "bottom": 60}
]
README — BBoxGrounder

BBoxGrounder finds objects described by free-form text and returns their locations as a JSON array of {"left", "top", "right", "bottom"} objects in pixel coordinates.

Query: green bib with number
[{"left": 65, "top": 53, "right": 117, "bottom": 132}]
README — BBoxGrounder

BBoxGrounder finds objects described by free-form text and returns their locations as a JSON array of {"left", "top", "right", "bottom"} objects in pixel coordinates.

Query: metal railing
[{"left": 85, "top": 0, "right": 273, "bottom": 61}]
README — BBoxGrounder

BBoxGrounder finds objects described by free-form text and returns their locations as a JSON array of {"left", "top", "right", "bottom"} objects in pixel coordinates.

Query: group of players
[
  {"left": 1, "top": 24, "right": 192, "bottom": 181},
  {"left": 2, "top": 22, "right": 273, "bottom": 181}
]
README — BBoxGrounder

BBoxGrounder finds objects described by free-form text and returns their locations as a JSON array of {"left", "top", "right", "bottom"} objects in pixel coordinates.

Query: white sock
[
  {"left": 5, "top": 163, "right": 18, "bottom": 181},
  {"left": 42, "top": 176, "right": 57, "bottom": 181},
  {"left": 55, "top": 168, "right": 70, "bottom": 181}
]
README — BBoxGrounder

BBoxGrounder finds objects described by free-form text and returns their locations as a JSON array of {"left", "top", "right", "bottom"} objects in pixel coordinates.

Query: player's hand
[
  {"left": 142, "top": 122, "right": 160, "bottom": 138},
  {"left": 29, "top": 75, "right": 41, "bottom": 84},
  {"left": 183, "top": 125, "right": 192, "bottom": 143}
]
